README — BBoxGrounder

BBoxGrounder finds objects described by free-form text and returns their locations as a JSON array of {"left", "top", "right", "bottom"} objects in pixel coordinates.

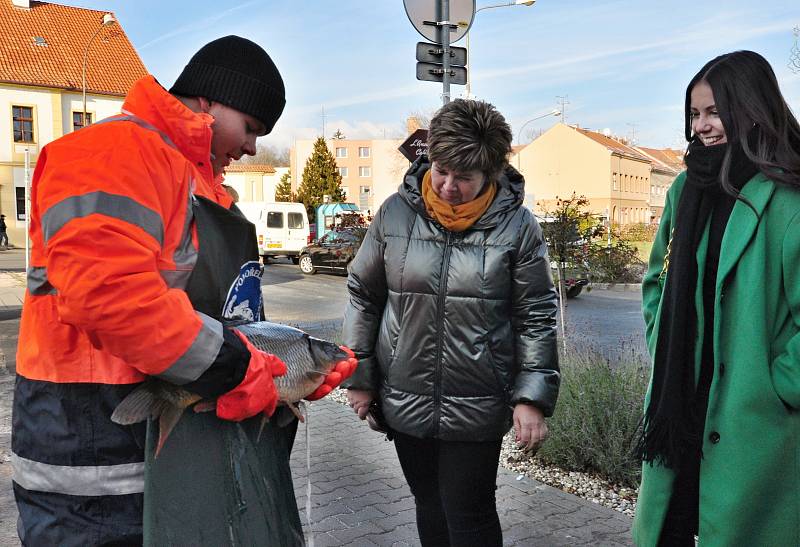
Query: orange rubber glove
[
  {"left": 304, "top": 346, "right": 358, "bottom": 401},
  {"left": 216, "top": 330, "right": 287, "bottom": 422}
]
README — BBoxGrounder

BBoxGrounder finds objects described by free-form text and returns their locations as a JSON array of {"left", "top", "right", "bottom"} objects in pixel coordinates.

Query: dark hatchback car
[{"left": 298, "top": 227, "right": 367, "bottom": 275}]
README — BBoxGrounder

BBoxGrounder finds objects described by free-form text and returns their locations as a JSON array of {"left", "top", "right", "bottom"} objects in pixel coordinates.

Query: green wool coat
[{"left": 633, "top": 172, "right": 800, "bottom": 546}]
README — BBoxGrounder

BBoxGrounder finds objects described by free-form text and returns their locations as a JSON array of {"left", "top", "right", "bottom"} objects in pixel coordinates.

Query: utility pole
[
  {"left": 321, "top": 106, "right": 327, "bottom": 139},
  {"left": 556, "top": 95, "right": 570, "bottom": 123}
]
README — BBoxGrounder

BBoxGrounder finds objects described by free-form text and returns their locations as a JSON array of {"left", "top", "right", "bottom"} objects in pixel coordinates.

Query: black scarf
[{"left": 635, "top": 138, "right": 759, "bottom": 468}]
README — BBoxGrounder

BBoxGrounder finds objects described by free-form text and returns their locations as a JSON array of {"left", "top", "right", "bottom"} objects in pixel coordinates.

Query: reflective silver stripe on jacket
[
  {"left": 42, "top": 191, "right": 164, "bottom": 246},
  {"left": 94, "top": 112, "right": 178, "bottom": 150},
  {"left": 27, "top": 266, "right": 56, "bottom": 296},
  {"left": 155, "top": 311, "right": 223, "bottom": 384},
  {"left": 11, "top": 453, "right": 144, "bottom": 496},
  {"left": 160, "top": 183, "right": 198, "bottom": 290}
]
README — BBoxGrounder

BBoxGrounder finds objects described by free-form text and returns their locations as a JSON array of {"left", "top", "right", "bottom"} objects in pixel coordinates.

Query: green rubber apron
[{"left": 143, "top": 195, "right": 303, "bottom": 546}]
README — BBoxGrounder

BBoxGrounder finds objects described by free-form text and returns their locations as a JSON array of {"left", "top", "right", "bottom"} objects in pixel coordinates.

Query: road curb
[{"left": 588, "top": 282, "right": 642, "bottom": 293}]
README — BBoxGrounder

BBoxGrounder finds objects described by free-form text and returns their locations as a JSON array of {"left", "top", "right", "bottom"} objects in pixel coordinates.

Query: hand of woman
[
  {"left": 513, "top": 403, "right": 548, "bottom": 453},
  {"left": 346, "top": 389, "right": 375, "bottom": 420}
]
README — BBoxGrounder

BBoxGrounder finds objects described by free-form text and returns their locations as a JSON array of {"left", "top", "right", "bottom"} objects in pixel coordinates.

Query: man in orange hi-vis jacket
[{"left": 11, "top": 36, "right": 356, "bottom": 546}]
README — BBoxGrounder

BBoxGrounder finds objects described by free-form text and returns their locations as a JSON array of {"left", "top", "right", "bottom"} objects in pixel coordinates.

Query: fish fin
[
  {"left": 304, "top": 370, "right": 327, "bottom": 380},
  {"left": 155, "top": 405, "right": 185, "bottom": 457},
  {"left": 111, "top": 384, "right": 159, "bottom": 425},
  {"left": 256, "top": 413, "right": 269, "bottom": 442},
  {"left": 192, "top": 400, "right": 217, "bottom": 413},
  {"left": 274, "top": 405, "right": 299, "bottom": 428},
  {"left": 287, "top": 402, "right": 305, "bottom": 423}
]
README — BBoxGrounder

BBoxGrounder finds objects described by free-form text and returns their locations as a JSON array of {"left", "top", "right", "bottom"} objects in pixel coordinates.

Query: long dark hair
[{"left": 684, "top": 50, "right": 800, "bottom": 193}]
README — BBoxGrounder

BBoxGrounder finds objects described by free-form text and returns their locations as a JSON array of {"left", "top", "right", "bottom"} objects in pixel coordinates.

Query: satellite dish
[{"left": 403, "top": 0, "right": 476, "bottom": 45}]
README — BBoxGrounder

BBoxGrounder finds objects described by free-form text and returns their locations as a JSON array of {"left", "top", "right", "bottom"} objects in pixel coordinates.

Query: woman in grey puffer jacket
[{"left": 343, "top": 99, "right": 559, "bottom": 547}]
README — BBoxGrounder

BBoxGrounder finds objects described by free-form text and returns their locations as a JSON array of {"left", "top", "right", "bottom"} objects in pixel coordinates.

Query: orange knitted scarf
[{"left": 421, "top": 170, "right": 496, "bottom": 232}]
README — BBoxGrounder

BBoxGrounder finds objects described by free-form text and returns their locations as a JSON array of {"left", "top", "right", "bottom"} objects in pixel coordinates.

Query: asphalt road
[{"left": 262, "top": 259, "right": 649, "bottom": 362}]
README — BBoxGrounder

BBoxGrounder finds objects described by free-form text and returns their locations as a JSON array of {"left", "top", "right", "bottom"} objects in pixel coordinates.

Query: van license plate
[{"left": 267, "top": 243, "right": 282, "bottom": 248}]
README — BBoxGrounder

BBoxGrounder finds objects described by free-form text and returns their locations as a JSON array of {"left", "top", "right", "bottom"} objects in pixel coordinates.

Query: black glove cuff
[{"left": 182, "top": 327, "right": 250, "bottom": 399}]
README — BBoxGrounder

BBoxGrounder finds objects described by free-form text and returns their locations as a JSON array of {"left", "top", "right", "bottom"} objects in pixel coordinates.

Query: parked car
[
  {"left": 551, "top": 263, "right": 590, "bottom": 298},
  {"left": 252, "top": 202, "right": 311, "bottom": 263},
  {"left": 298, "top": 227, "right": 366, "bottom": 275}
]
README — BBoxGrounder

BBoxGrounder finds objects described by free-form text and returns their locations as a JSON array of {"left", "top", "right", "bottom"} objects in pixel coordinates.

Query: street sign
[
  {"left": 416, "top": 62, "right": 467, "bottom": 85},
  {"left": 398, "top": 129, "right": 429, "bottom": 162},
  {"left": 403, "top": 0, "right": 475, "bottom": 44},
  {"left": 415, "top": 41, "right": 467, "bottom": 66}
]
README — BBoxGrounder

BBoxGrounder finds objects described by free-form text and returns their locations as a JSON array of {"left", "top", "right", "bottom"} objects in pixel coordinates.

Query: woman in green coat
[{"left": 633, "top": 51, "right": 800, "bottom": 546}]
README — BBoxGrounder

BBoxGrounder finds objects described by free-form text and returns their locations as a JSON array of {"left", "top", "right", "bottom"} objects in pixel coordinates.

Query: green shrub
[
  {"left": 619, "top": 223, "right": 658, "bottom": 242},
  {"left": 536, "top": 347, "right": 649, "bottom": 488},
  {"left": 586, "top": 241, "right": 645, "bottom": 283}
]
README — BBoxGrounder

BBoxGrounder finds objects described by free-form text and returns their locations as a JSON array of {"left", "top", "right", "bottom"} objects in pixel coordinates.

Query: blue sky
[{"left": 73, "top": 0, "right": 799, "bottom": 151}]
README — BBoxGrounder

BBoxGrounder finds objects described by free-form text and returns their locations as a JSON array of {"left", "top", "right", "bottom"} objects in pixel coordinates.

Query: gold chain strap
[{"left": 658, "top": 227, "right": 674, "bottom": 282}]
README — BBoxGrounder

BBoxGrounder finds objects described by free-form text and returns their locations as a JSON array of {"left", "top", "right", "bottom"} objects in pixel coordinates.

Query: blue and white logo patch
[{"left": 222, "top": 260, "right": 264, "bottom": 321}]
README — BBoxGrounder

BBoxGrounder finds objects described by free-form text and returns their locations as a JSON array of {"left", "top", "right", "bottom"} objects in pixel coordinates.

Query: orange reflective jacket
[{"left": 17, "top": 75, "right": 235, "bottom": 385}]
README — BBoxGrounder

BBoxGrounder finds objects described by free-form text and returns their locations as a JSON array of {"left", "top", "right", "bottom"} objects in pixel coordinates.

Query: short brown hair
[{"left": 427, "top": 99, "right": 512, "bottom": 179}]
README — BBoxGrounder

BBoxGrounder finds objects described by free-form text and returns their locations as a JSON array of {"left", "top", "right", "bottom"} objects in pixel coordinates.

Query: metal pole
[
  {"left": 440, "top": 0, "right": 451, "bottom": 105},
  {"left": 464, "top": 30, "right": 471, "bottom": 99},
  {"left": 24, "top": 147, "right": 30, "bottom": 271},
  {"left": 82, "top": 24, "right": 105, "bottom": 127}
]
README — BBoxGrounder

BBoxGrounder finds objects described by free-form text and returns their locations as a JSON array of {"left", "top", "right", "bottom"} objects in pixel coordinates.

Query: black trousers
[{"left": 393, "top": 431, "right": 503, "bottom": 547}]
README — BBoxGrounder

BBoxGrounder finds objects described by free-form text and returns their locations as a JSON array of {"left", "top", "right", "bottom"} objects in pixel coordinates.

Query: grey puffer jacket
[{"left": 342, "top": 159, "right": 559, "bottom": 441}]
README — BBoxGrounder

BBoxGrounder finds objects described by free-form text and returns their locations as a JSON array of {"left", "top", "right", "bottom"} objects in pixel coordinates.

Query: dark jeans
[
  {"left": 393, "top": 431, "right": 503, "bottom": 547},
  {"left": 0, "top": 232, "right": 8, "bottom": 246}
]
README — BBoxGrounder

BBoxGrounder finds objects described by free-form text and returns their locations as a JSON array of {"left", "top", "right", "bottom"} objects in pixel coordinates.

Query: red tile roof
[
  {"left": 225, "top": 163, "right": 277, "bottom": 174},
  {"left": 636, "top": 146, "right": 685, "bottom": 174},
  {"left": 0, "top": 1, "right": 147, "bottom": 96},
  {"left": 573, "top": 126, "right": 651, "bottom": 162}
]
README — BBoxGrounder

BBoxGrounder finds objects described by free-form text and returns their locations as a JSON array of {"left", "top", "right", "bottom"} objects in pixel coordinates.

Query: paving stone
[{"left": 329, "top": 521, "right": 385, "bottom": 544}]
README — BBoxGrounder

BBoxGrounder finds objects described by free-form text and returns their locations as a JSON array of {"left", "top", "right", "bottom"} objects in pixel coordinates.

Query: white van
[{"left": 251, "top": 202, "right": 310, "bottom": 263}]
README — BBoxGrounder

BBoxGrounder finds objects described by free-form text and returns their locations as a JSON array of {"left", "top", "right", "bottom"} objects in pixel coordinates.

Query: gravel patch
[{"left": 326, "top": 388, "right": 638, "bottom": 517}]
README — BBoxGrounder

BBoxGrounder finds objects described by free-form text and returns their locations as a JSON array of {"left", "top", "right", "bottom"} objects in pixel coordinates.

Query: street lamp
[
  {"left": 464, "top": 0, "right": 536, "bottom": 99},
  {"left": 82, "top": 13, "right": 116, "bottom": 128},
  {"left": 516, "top": 109, "right": 560, "bottom": 169}
]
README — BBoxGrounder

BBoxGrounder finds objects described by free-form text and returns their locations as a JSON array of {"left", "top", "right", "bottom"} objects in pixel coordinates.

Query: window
[
  {"left": 335, "top": 147, "right": 347, "bottom": 158},
  {"left": 358, "top": 146, "right": 370, "bottom": 158},
  {"left": 359, "top": 166, "right": 371, "bottom": 177},
  {"left": 13, "top": 106, "right": 34, "bottom": 143},
  {"left": 612, "top": 172, "right": 618, "bottom": 190},
  {"left": 338, "top": 166, "right": 348, "bottom": 178},
  {"left": 16, "top": 187, "right": 26, "bottom": 221},
  {"left": 72, "top": 112, "right": 92, "bottom": 131},
  {"left": 266, "top": 212, "right": 283, "bottom": 228},
  {"left": 288, "top": 212, "right": 304, "bottom": 229},
  {"left": 360, "top": 186, "right": 371, "bottom": 194}
]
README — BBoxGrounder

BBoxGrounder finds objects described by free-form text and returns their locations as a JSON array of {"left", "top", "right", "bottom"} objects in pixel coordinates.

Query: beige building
[
  {"left": 223, "top": 164, "right": 290, "bottom": 203},
  {"left": 0, "top": 0, "right": 146, "bottom": 245},
  {"left": 515, "top": 123, "right": 680, "bottom": 225},
  {"left": 634, "top": 146, "right": 684, "bottom": 223},
  {"left": 290, "top": 137, "right": 408, "bottom": 214}
]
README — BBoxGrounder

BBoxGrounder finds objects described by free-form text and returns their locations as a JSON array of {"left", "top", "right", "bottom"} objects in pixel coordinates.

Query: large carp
[{"left": 111, "top": 321, "right": 348, "bottom": 454}]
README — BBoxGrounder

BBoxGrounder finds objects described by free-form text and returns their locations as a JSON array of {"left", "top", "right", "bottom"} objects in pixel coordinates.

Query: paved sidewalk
[
  {"left": 0, "top": 268, "right": 633, "bottom": 546},
  {"left": 291, "top": 399, "right": 633, "bottom": 546}
]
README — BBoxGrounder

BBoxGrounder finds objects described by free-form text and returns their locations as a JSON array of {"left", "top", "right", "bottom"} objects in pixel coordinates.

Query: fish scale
[{"left": 235, "top": 322, "right": 341, "bottom": 402}]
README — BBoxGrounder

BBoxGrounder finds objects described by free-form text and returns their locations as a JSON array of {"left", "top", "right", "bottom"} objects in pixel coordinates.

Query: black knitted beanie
[{"left": 170, "top": 35, "right": 285, "bottom": 134}]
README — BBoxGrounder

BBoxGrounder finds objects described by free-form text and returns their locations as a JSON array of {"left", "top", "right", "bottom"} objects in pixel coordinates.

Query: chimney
[{"left": 12, "top": 0, "right": 30, "bottom": 8}]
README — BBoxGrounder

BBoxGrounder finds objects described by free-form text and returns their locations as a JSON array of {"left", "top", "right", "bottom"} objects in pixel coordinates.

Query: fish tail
[
  {"left": 155, "top": 405, "right": 186, "bottom": 457},
  {"left": 111, "top": 384, "right": 165, "bottom": 425}
]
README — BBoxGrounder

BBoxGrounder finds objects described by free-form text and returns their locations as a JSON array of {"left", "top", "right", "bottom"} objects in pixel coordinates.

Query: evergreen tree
[
  {"left": 296, "top": 137, "right": 346, "bottom": 221},
  {"left": 274, "top": 170, "right": 295, "bottom": 202}
]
